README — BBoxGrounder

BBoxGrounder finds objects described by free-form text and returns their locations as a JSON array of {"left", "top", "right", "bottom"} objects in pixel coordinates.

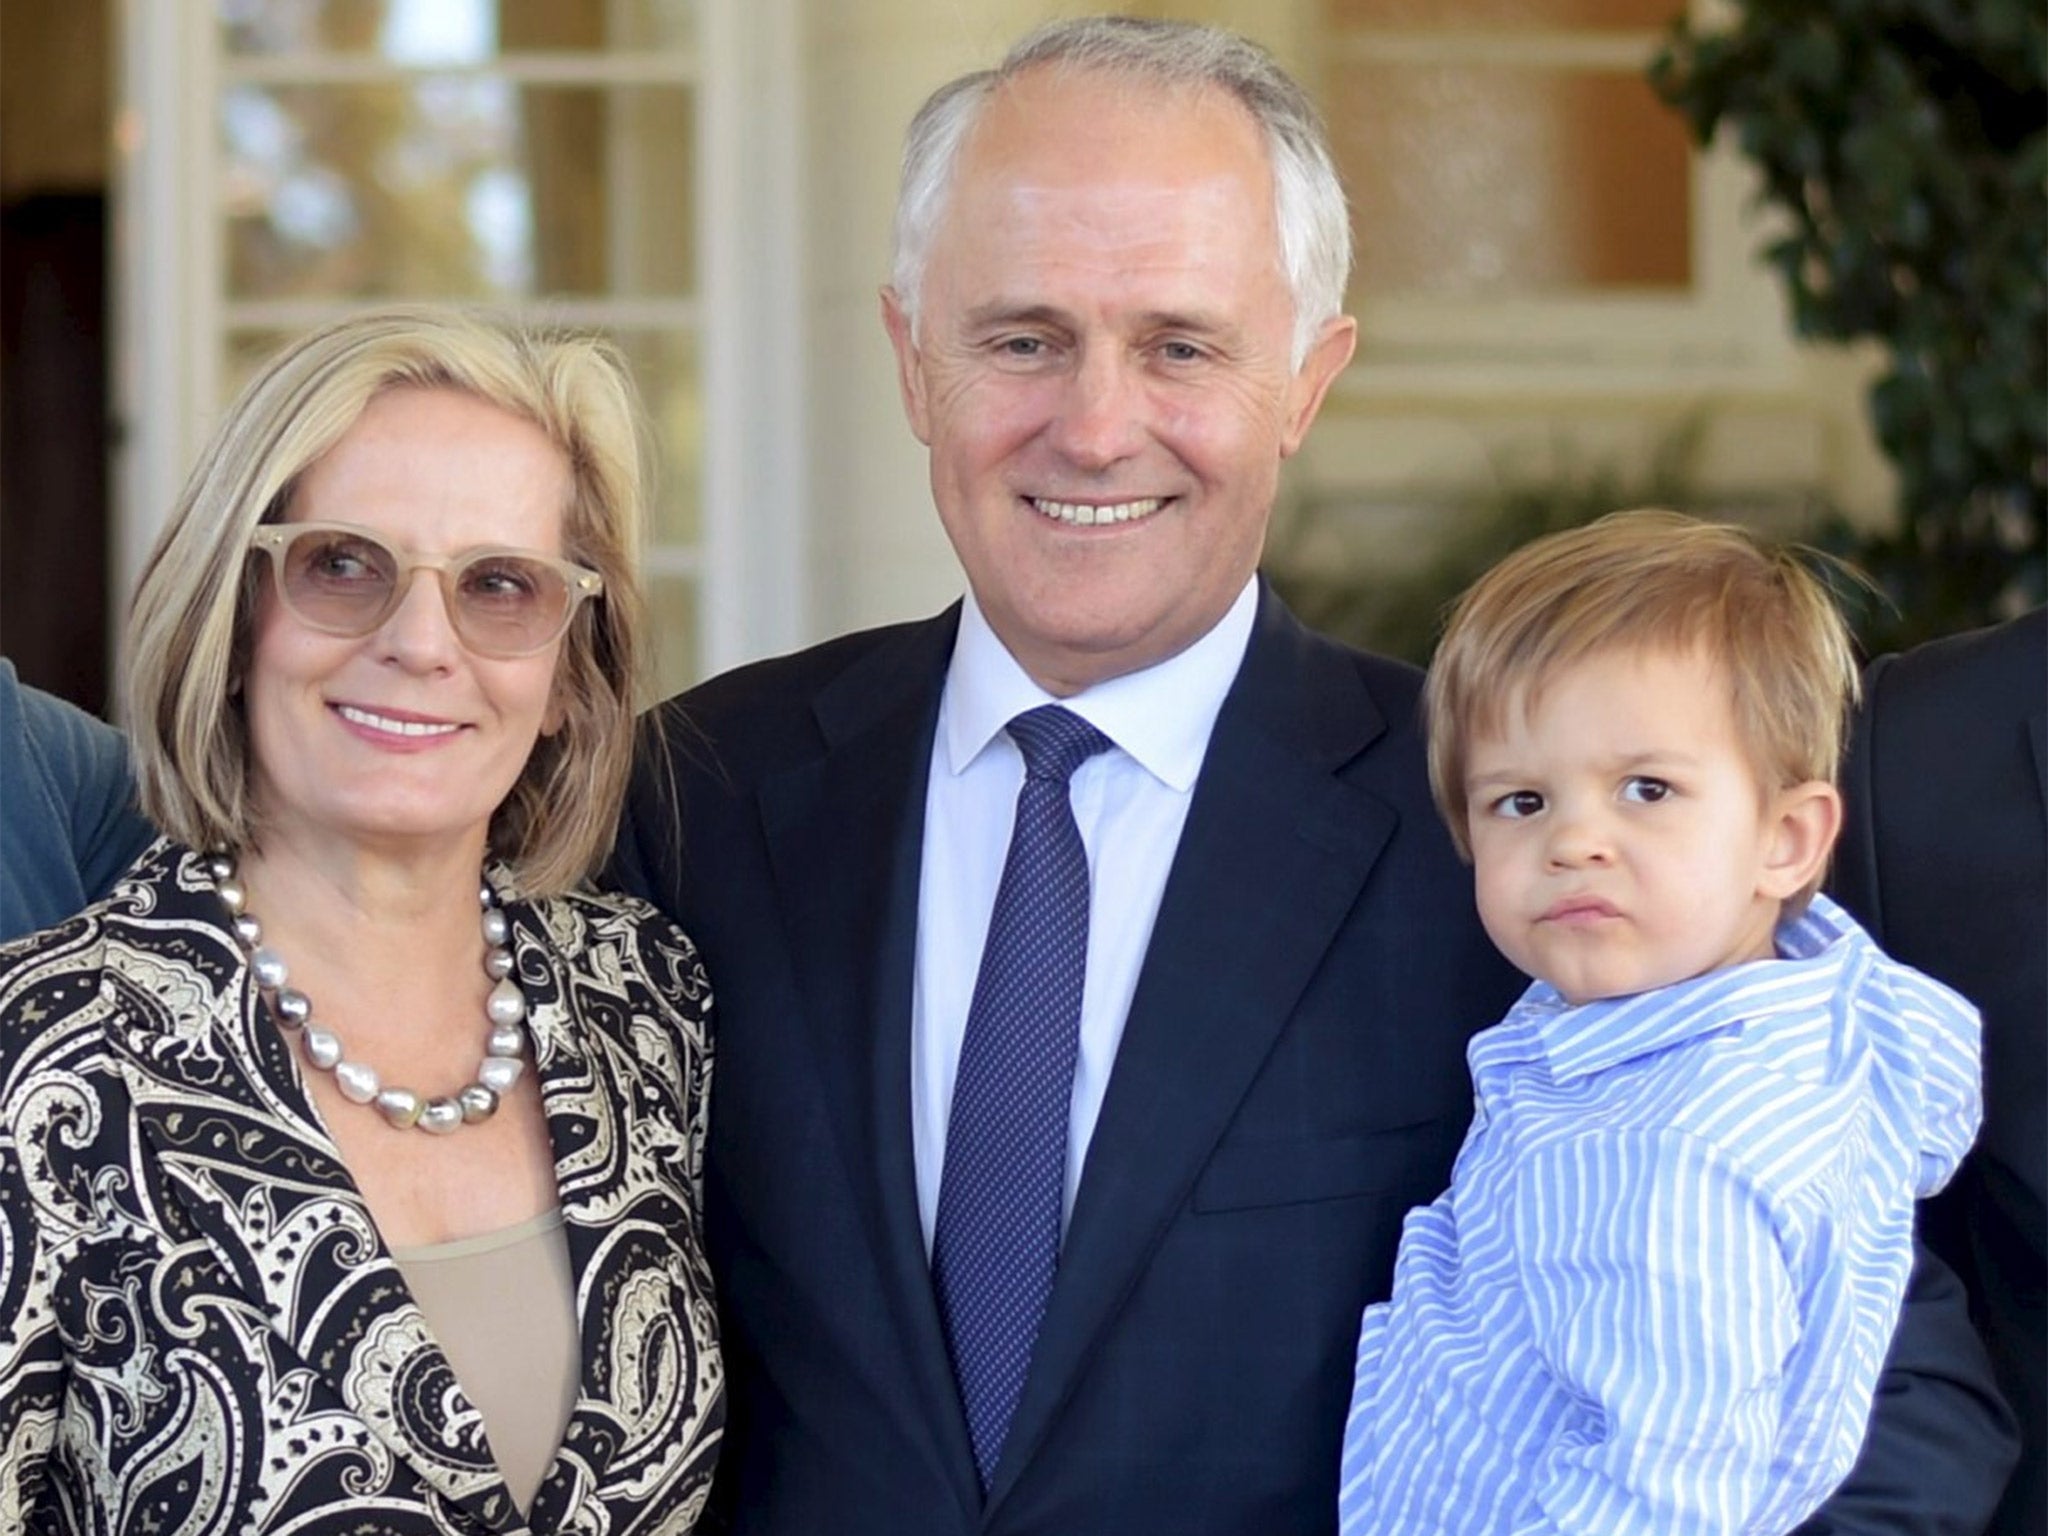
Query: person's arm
[
  {"left": 13, "top": 668, "right": 151, "bottom": 901},
  {"left": 1792, "top": 1242, "right": 2018, "bottom": 1536},
  {"left": 1512, "top": 1131, "right": 1802, "bottom": 1534}
]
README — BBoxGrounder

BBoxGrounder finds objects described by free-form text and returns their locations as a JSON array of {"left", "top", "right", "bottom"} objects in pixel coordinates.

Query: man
[
  {"left": 1833, "top": 609, "right": 2047, "bottom": 1536},
  {"left": 612, "top": 18, "right": 2013, "bottom": 1533}
]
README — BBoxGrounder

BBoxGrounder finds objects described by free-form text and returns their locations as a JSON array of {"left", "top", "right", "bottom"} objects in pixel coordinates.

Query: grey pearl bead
[
  {"left": 232, "top": 913, "right": 262, "bottom": 947},
  {"left": 481, "top": 909, "right": 510, "bottom": 947},
  {"left": 476, "top": 1055, "right": 524, "bottom": 1094},
  {"left": 303, "top": 1026, "right": 343, "bottom": 1070},
  {"left": 418, "top": 1098, "right": 465, "bottom": 1135},
  {"left": 375, "top": 1088, "right": 423, "bottom": 1127},
  {"left": 251, "top": 947, "right": 289, "bottom": 991},
  {"left": 486, "top": 1022, "right": 524, "bottom": 1059},
  {"left": 207, "top": 854, "right": 234, "bottom": 882},
  {"left": 484, "top": 948, "right": 515, "bottom": 981},
  {"left": 273, "top": 988, "right": 312, "bottom": 1027},
  {"left": 458, "top": 1084, "right": 499, "bottom": 1123},
  {"left": 216, "top": 877, "right": 248, "bottom": 915},
  {"left": 486, "top": 978, "right": 527, "bottom": 1028},
  {"left": 334, "top": 1060, "right": 380, "bottom": 1104}
]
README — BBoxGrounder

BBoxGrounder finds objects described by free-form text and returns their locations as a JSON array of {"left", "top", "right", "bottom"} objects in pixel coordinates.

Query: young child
[{"left": 1337, "top": 509, "right": 1982, "bottom": 1534}]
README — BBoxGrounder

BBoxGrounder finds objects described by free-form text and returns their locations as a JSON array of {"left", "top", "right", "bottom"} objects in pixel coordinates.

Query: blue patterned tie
[{"left": 932, "top": 705, "right": 1112, "bottom": 1492}]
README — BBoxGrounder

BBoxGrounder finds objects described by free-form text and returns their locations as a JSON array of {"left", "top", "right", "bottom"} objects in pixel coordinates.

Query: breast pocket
[{"left": 1190, "top": 1116, "right": 1464, "bottom": 1214}]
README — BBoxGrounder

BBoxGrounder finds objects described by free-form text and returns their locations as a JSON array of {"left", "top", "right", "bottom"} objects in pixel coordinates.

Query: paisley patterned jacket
[{"left": 0, "top": 840, "right": 722, "bottom": 1534}]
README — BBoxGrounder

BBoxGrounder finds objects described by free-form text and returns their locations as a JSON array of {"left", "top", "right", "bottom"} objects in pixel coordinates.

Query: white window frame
[{"left": 111, "top": 0, "right": 806, "bottom": 695}]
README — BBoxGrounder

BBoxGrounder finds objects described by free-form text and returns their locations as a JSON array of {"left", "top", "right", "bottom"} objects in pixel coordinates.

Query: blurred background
[{"left": 2, "top": 0, "right": 2040, "bottom": 716}]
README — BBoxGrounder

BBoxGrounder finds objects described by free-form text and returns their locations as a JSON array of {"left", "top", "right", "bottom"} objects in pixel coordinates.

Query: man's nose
[{"left": 1047, "top": 348, "right": 1147, "bottom": 468}]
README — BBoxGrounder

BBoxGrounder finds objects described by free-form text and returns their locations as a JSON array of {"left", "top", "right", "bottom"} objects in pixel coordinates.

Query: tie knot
[{"left": 1007, "top": 705, "right": 1112, "bottom": 784}]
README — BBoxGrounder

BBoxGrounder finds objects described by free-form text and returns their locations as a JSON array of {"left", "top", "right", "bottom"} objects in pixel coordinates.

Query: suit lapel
[
  {"left": 106, "top": 849, "right": 515, "bottom": 1530},
  {"left": 755, "top": 610, "right": 983, "bottom": 1504},
  {"left": 991, "top": 595, "right": 1401, "bottom": 1504}
]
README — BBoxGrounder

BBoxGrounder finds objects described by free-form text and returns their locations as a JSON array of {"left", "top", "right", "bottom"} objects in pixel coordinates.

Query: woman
[{"left": 0, "top": 309, "right": 720, "bottom": 1532}]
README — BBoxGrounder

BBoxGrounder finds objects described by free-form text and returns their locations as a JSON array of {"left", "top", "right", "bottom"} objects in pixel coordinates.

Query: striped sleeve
[{"left": 1508, "top": 1128, "right": 1800, "bottom": 1536}]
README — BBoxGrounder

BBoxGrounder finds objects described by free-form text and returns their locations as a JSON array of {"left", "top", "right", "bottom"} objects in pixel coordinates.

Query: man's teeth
[
  {"left": 337, "top": 705, "right": 459, "bottom": 738},
  {"left": 1031, "top": 496, "right": 1163, "bottom": 526}
]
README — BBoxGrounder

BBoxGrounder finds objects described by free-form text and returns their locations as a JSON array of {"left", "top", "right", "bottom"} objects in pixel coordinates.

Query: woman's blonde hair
[
  {"left": 125, "top": 306, "right": 650, "bottom": 896},
  {"left": 1426, "top": 508, "right": 1861, "bottom": 901}
]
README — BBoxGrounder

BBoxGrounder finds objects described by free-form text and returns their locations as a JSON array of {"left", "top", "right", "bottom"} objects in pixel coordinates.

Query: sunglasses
[{"left": 249, "top": 522, "right": 602, "bottom": 659}]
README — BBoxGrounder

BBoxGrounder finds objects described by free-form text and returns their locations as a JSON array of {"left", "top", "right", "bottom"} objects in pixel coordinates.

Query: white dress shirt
[{"left": 912, "top": 580, "right": 1259, "bottom": 1249}]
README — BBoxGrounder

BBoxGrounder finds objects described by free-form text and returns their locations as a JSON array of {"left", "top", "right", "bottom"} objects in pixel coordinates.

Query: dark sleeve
[
  {"left": 1793, "top": 1243, "right": 2018, "bottom": 1535},
  {"left": 21, "top": 683, "right": 152, "bottom": 901}
]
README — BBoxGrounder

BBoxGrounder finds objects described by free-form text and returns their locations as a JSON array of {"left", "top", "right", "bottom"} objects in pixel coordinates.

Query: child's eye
[
  {"left": 1620, "top": 776, "right": 1672, "bottom": 804},
  {"left": 1490, "top": 790, "right": 1545, "bottom": 819}
]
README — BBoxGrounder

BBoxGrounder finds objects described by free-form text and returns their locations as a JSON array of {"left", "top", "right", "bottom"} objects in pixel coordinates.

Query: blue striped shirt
[{"left": 1337, "top": 894, "right": 1981, "bottom": 1535}]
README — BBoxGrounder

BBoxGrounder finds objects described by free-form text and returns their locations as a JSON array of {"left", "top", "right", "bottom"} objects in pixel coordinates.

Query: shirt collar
[
  {"left": 1505, "top": 893, "right": 1866, "bottom": 1081},
  {"left": 939, "top": 578, "right": 1259, "bottom": 790}
]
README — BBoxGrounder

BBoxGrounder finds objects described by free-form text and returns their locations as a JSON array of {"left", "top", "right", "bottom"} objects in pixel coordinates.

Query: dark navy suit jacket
[
  {"left": 613, "top": 590, "right": 2014, "bottom": 1535},
  {"left": 1834, "top": 608, "right": 2045, "bottom": 1536}
]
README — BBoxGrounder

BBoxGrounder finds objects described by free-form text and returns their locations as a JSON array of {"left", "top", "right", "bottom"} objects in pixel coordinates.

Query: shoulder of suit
[{"left": 1868, "top": 607, "right": 2046, "bottom": 722}]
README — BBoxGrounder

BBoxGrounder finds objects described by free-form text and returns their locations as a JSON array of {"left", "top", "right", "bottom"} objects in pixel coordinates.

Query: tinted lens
[
  {"left": 280, "top": 528, "right": 399, "bottom": 631},
  {"left": 451, "top": 554, "right": 573, "bottom": 655}
]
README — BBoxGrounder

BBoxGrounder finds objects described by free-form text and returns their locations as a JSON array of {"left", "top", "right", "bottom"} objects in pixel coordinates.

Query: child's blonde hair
[{"left": 1426, "top": 508, "right": 1860, "bottom": 901}]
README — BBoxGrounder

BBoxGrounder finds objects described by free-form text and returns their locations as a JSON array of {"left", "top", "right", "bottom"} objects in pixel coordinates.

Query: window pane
[
  {"left": 222, "top": 82, "right": 696, "bottom": 300},
  {"left": 1328, "top": 0, "right": 1676, "bottom": 29},
  {"left": 1332, "top": 63, "right": 1690, "bottom": 295},
  {"left": 220, "top": 0, "right": 695, "bottom": 57}
]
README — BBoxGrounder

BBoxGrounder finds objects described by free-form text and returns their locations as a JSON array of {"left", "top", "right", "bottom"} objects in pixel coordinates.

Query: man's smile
[{"left": 1027, "top": 495, "right": 1166, "bottom": 526}]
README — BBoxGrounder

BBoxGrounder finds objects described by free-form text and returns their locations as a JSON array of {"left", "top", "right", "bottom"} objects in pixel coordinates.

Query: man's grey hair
[{"left": 889, "top": 15, "right": 1353, "bottom": 372}]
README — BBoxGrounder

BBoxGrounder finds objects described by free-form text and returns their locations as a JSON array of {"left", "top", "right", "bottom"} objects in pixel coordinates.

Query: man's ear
[
  {"left": 880, "top": 286, "right": 933, "bottom": 445},
  {"left": 1757, "top": 780, "right": 1843, "bottom": 900},
  {"left": 1279, "top": 314, "right": 1358, "bottom": 458}
]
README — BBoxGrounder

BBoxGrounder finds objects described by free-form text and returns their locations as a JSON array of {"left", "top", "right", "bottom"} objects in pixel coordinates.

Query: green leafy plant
[{"left": 1650, "top": 0, "right": 2047, "bottom": 650}]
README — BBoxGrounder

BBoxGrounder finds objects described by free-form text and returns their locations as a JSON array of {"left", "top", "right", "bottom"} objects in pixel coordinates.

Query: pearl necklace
[{"left": 208, "top": 854, "right": 528, "bottom": 1135}]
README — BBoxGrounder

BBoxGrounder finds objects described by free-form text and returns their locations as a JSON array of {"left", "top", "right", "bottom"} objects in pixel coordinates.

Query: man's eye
[
  {"left": 1157, "top": 340, "right": 1203, "bottom": 363},
  {"left": 997, "top": 336, "right": 1045, "bottom": 357},
  {"left": 1621, "top": 776, "right": 1672, "bottom": 804},
  {"left": 1491, "top": 790, "right": 1544, "bottom": 819}
]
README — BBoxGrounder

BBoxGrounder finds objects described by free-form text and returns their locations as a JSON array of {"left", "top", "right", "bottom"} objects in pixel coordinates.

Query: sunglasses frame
[{"left": 248, "top": 521, "right": 603, "bottom": 659}]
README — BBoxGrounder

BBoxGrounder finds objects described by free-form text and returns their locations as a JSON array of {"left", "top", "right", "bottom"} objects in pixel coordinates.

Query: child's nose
[{"left": 1544, "top": 810, "right": 1613, "bottom": 869}]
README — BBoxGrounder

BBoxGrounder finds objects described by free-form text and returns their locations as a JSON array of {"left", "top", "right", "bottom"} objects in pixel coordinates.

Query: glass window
[
  {"left": 1324, "top": 0, "right": 1692, "bottom": 304},
  {"left": 1332, "top": 62, "right": 1689, "bottom": 295},
  {"left": 222, "top": 82, "right": 696, "bottom": 301},
  {"left": 210, "top": 0, "right": 707, "bottom": 696},
  {"left": 220, "top": 0, "right": 695, "bottom": 57}
]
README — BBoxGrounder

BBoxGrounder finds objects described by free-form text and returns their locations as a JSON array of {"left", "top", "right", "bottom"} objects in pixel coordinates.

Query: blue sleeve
[
  {"left": 25, "top": 685, "right": 151, "bottom": 899},
  {"left": 1, "top": 665, "right": 152, "bottom": 938}
]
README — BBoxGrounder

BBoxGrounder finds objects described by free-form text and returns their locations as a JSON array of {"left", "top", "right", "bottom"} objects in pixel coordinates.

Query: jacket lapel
[
  {"left": 754, "top": 610, "right": 983, "bottom": 1507},
  {"left": 990, "top": 594, "right": 1402, "bottom": 1505},
  {"left": 107, "top": 847, "right": 518, "bottom": 1532},
  {"left": 518, "top": 893, "right": 721, "bottom": 1532}
]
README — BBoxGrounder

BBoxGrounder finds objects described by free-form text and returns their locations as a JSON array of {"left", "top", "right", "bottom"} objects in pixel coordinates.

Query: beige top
[{"left": 392, "top": 1208, "right": 579, "bottom": 1516}]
